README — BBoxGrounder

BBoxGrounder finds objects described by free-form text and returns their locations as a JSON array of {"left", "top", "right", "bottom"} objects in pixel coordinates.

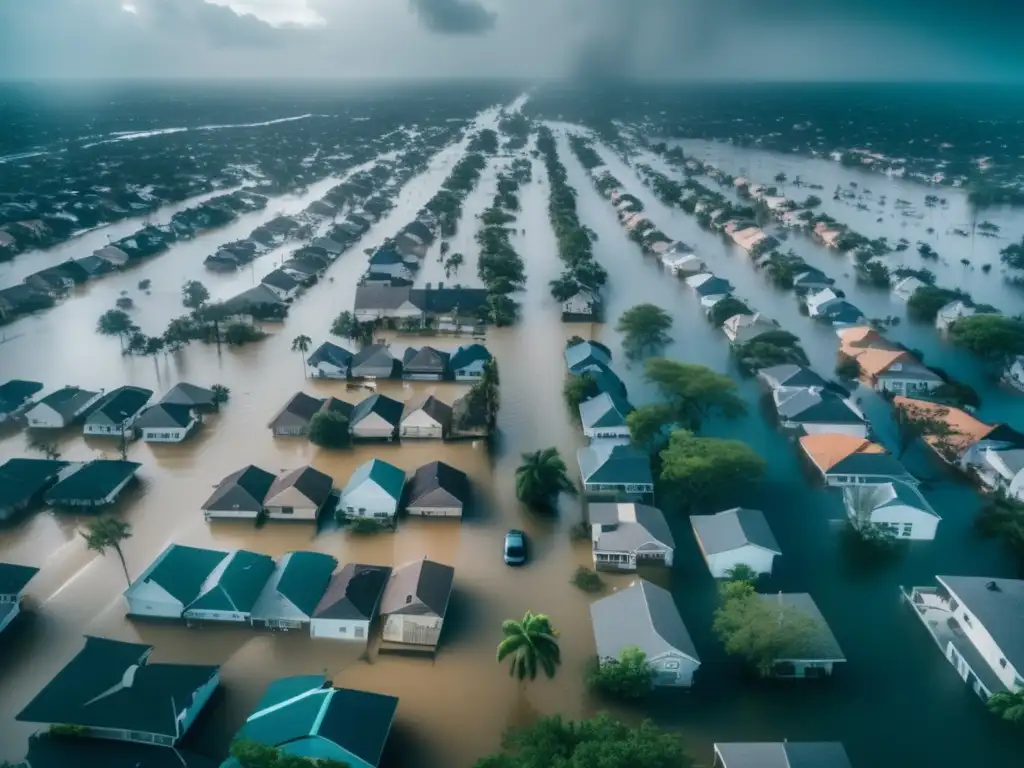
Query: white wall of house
[
  {"left": 140, "top": 421, "right": 197, "bottom": 443},
  {"left": 648, "top": 650, "right": 699, "bottom": 688},
  {"left": 796, "top": 421, "right": 868, "bottom": 438},
  {"left": 400, "top": 411, "right": 444, "bottom": 439},
  {"left": 859, "top": 503, "right": 939, "bottom": 541},
  {"left": 263, "top": 283, "right": 298, "bottom": 301},
  {"left": 454, "top": 362, "right": 485, "bottom": 381},
  {"left": 272, "top": 420, "right": 311, "bottom": 437},
  {"left": 943, "top": 584, "right": 1022, "bottom": 692},
  {"left": 874, "top": 374, "right": 939, "bottom": 395},
  {"left": 825, "top": 473, "right": 900, "bottom": 487},
  {"left": 25, "top": 403, "right": 69, "bottom": 428},
  {"left": 204, "top": 507, "right": 260, "bottom": 521},
  {"left": 340, "top": 483, "right": 398, "bottom": 519},
  {"left": 310, "top": 616, "right": 371, "bottom": 641},
  {"left": 563, "top": 293, "right": 595, "bottom": 316},
  {"left": 351, "top": 412, "right": 397, "bottom": 440},
  {"left": 703, "top": 545, "right": 777, "bottom": 578},
  {"left": 407, "top": 501, "right": 461, "bottom": 517},
  {"left": 312, "top": 361, "right": 347, "bottom": 379},
  {"left": 381, "top": 612, "right": 442, "bottom": 648},
  {"left": 124, "top": 580, "right": 185, "bottom": 619},
  {"left": 251, "top": 587, "right": 307, "bottom": 629},
  {"left": 350, "top": 364, "right": 395, "bottom": 380},
  {"left": 354, "top": 302, "right": 422, "bottom": 322},
  {"left": 183, "top": 607, "right": 248, "bottom": 623},
  {"left": 264, "top": 486, "right": 320, "bottom": 521}
]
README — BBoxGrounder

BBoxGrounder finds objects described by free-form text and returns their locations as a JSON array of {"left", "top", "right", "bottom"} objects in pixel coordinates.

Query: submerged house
[
  {"left": 799, "top": 434, "right": 915, "bottom": 487},
  {"left": 590, "top": 579, "right": 700, "bottom": 688},
  {"left": 308, "top": 341, "right": 354, "bottom": 379},
  {"left": 936, "top": 300, "right": 976, "bottom": 331},
  {"left": 350, "top": 344, "right": 399, "bottom": 380},
  {"left": 338, "top": 459, "right": 405, "bottom": 521},
  {"left": 579, "top": 391, "right": 634, "bottom": 441},
  {"left": 124, "top": 544, "right": 232, "bottom": 619},
  {"left": 589, "top": 502, "right": 674, "bottom": 571},
  {"left": 400, "top": 394, "right": 452, "bottom": 439},
  {"left": 44, "top": 460, "right": 141, "bottom": 507},
  {"left": 350, "top": 394, "right": 403, "bottom": 441},
  {"left": 686, "top": 273, "right": 733, "bottom": 308},
  {"left": 0, "top": 378, "right": 43, "bottom": 422},
  {"left": 83, "top": 386, "right": 153, "bottom": 437},
  {"left": 225, "top": 676, "right": 398, "bottom": 768},
  {"left": 0, "top": 562, "right": 39, "bottom": 635},
  {"left": 263, "top": 465, "right": 335, "bottom": 521},
  {"left": 756, "top": 592, "right": 846, "bottom": 678},
  {"left": 714, "top": 742, "right": 852, "bottom": 768},
  {"left": 16, "top": 636, "right": 220, "bottom": 746},
  {"left": 904, "top": 576, "right": 1024, "bottom": 701},
  {"left": 160, "top": 382, "right": 218, "bottom": 411},
  {"left": 838, "top": 327, "right": 942, "bottom": 395},
  {"left": 577, "top": 442, "right": 654, "bottom": 499},
  {"left": 134, "top": 403, "right": 199, "bottom": 443},
  {"left": 402, "top": 346, "right": 450, "bottom": 380},
  {"left": 722, "top": 313, "right": 778, "bottom": 344},
  {"left": 181, "top": 549, "right": 276, "bottom": 624},
  {"left": 565, "top": 340, "right": 613, "bottom": 374},
  {"left": 772, "top": 386, "right": 868, "bottom": 437},
  {"left": 894, "top": 396, "right": 1024, "bottom": 469},
  {"left": 201, "top": 464, "right": 276, "bottom": 521},
  {"left": 311, "top": 563, "right": 393, "bottom": 642},
  {"left": 24, "top": 386, "right": 104, "bottom": 428},
  {"left": 690, "top": 507, "right": 782, "bottom": 579},
  {"left": 250, "top": 551, "right": 339, "bottom": 630},
  {"left": 449, "top": 343, "right": 492, "bottom": 381},
  {"left": 843, "top": 481, "right": 940, "bottom": 540},
  {"left": 562, "top": 288, "right": 601, "bottom": 321},
  {"left": 757, "top": 364, "right": 828, "bottom": 391},
  {"left": 379, "top": 558, "right": 455, "bottom": 654},
  {"left": 404, "top": 461, "right": 470, "bottom": 518},
  {"left": 0, "top": 458, "right": 68, "bottom": 521},
  {"left": 268, "top": 392, "right": 330, "bottom": 437}
]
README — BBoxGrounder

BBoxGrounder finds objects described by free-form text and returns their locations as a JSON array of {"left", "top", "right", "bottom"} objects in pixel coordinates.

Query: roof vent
[{"left": 986, "top": 580, "right": 1001, "bottom": 592}]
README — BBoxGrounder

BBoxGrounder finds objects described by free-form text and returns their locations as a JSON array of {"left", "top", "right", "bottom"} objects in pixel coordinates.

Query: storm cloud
[{"left": 409, "top": 0, "right": 496, "bottom": 34}]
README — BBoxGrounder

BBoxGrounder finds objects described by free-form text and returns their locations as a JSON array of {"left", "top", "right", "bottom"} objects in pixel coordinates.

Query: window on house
[
  {"left": 339, "top": 626, "right": 347, "bottom": 634},
  {"left": 901, "top": 523, "right": 913, "bottom": 536},
  {"left": 664, "top": 661, "right": 680, "bottom": 670},
  {"left": 281, "top": 507, "right": 294, "bottom": 515},
  {"left": 949, "top": 598, "right": 959, "bottom": 611},
  {"left": 355, "top": 626, "right": 365, "bottom": 638}
]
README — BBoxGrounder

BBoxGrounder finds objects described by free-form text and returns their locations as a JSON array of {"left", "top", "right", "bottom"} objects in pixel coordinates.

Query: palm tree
[
  {"left": 989, "top": 689, "right": 1024, "bottom": 723},
  {"left": 496, "top": 611, "right": 561, "bottom": 681},
  {"left": 292, "top": 335, "right": 312, "bottom": 379},
  {"left": 80, "top": 517, "right": 133, "bottom": 586},
  {"left": 515, "top": 447, "right": 576, "bottom": 510}
]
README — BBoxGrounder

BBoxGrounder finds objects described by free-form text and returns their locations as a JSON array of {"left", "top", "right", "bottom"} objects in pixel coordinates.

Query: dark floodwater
[{"left": 1, "top": 89, "right": 1022, "bottom": 768}]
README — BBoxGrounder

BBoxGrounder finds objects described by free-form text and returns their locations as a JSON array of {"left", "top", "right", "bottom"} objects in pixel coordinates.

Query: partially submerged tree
[
  {"left": 80, "top": 517, "right": 132, "bottom": 586},
  {"left": 292, "top": 334, "right": 312, "bottom": 378},
  {"left": 659, "top": 430, "right": 766, "bottom": 508},
  {"left": 210, "top": 384, "right": 230, "bottom": 410},
  {"left": 616, "top": 304, "right": 673, "bottom": 358},
  {"left": 988, "top": 690, "right": 1024, "bottom": 723},
  {"left": 644, "top": 358, "right": 746, "bottom": 432},
  {"left": 626, "top": 403, "right": 676, "bottom": 451},
  {"left": 564, "top": 373, "right": 598, "bottom": 416},
  {"left": 329, "top": 310, "right": 361, "bottom": 340},
  {"left": 586, "top": 646, "right": 656, "bottom": 699},
  {"left": 515, "top": 447, "right": 576, "bottom": 510},
  {"left": 230, "top": 739, "right": 350, "bottom": 768},
  {"left": 96, "top": 309, "right": 137, "bottom": 352},
  {"left": 308, "top": 411, "right": 350, "bottom": 448},
  {"left": 181, "top": 280, "right": 210, "bottom": 311},
  {"left": 949, "top": 315, "right": 1024, "bottom": 362},
  {"left": 496, "top": 611, "right": 561, "bottom": 682},
  {"left": 894, "top": 401, "right": 955, "bottom": 459},
  {"left": 707, "top": 297, "right": 752, "bottom": 328}
]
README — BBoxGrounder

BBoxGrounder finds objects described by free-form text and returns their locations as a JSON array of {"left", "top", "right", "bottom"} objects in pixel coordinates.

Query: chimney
[
  {"left": 438, "top": 282, "right": 444, "bottom": 290},
  {"left": 425, "top": 282, "right": 432, "bottom": 290}
]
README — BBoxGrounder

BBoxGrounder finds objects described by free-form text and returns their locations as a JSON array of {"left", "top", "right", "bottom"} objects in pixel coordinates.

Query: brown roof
[
  {"left": 845, "top": 347, "right": 916, "bottom": 377},
  {"left": 799, "top": 434, "right": 886, "bottom": 472},
  {"left": 893, "top": 397, "right": 998, "bottom": 453},
  {"left": 312, "top": 563, "right": 392, "bottom": 620},
  {"left": 401, "top": 394, "right": 452, "bottom": 426},
  {"left": 267, "top": 392, "right": 324, "bottom": 428},
  {"left": 379, "top": 558, "right": 454, "bottom": 618},
  {"left": 265, "top": 465, "right": 334, "bottom": 507}
]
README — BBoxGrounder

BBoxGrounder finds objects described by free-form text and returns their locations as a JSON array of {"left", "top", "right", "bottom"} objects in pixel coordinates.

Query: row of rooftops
[{"left": 306, "top": 340, "right": 492, "bottom": 378}]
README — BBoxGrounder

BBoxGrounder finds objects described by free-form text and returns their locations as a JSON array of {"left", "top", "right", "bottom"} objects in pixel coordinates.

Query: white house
[
  {"left": 449, "top": 344, "right": 492, "bottom": 381},
  {"left": 936, "top": 300, "right": 975, "bottom": 331},
  {"left": 337, "top": 459, "right": 405, "bottom": 521},
  {"left": 722, "top": 312, "right": 778, "bottom": 344},
  {"left": 562, "top": 289, "right": 600, "bottom": 321},
  {"left": 590, "top": 579, "right": 701, "bottom": 688},
  {"left": 181, "top": 549, "right": 275, "bottom": 624},
  {"left": 905, "top": 576, "right": 1024, "bottom": 700},
  {"left": 133, "top": 403, "right": 199, "bottom": 443},
  {"left": 579, "top": 391, "right": 633, "bottom": 440},
  {"left": 349, "top": 394, "right": 403, "bottom": 440},
  {"left": 263, "top": 465, "right": 335, "bottom": 521},
  {"left": 1003, "top": 356, "right": 1024, "bottom": 392},
  {"left": 590, "top": 502, "right": 675, "bottom": 571},
  {"left": 892, "top": 275, "right": 926, "bottom": 301},
  {"left": 772, "top": 386, "right": 868, "bottom": 437},
  {"left": 400, "top": 394, "right": 452, "bottom": 439},
  {"left": 843, "top": 481, "right": 940, "bottom": 540},
  {"left": 83, "top": 386, "right": 153, "bottom": 437},
  {"left": 310, "top": 563, "right": 392, "bottom": 642},
  {"left": 250, "top": 551, "right": 338, "bottom": 630},
  {"left": 24, "top": 386, "right": 103, "bottom": 428},
  {"left": 307, "top": 341, "right": 353, "bottom": 379},
  {"left": 977, "top": 447, "right": 1024, "bottom": 501},
  {"left": 124, "top": 544, "right": 232, "bottom": 619},
  {"left": 0, "top": 563, "right": 38, "bottom": 635},
  {"left": 662, "top": 252, "right": 705, "bottom": 276},
  {"left": 690, "top": 507, "right": 782, "bottom": 578}
]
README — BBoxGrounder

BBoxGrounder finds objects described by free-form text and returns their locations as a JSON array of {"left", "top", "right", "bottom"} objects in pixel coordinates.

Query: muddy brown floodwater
[{"left": 0, "top": 117, "right": 638, "bottom": 767}]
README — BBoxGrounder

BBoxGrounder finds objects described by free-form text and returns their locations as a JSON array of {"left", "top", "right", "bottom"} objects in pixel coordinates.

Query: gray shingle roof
[
  {"left": 202, "top": 465, "right": 276, "bottom": 512},
  {"left": 579, "top": 391, "right": 633, "bottom": 429},
  {"left": 307, "top": 341, "right": 353, "bottom": 368},
  {"left": 402, "top": 345, "right": 451, "bottom": 372},
  {"left": 405, "top": 461, "right": 470, "bottom": 509},
  {"left": 86, "top": 386, "right": 153, "bottom": 426},
  {"left": 379, "top": 559, "right": 454, "bottom": 617},
  {"left": 159, "top": 382, "right": 215, "bottom": 408},
  {"left": 134, "top": 403, "right": 194, "bottom": 429},
  {"left": 691, "top": 508, "right": 782, "bottom": 556},
  {"left": 266, "top": 465, "right": 335, "bottom": 508},
  {"left": 756, "top": 593, "right": 845, "bottom": 661},
  {"left": 590, "top": 503, "right": 674, "bottom": 552},
  {"left": 843, "top": 481, "right": 938, "bottom": 520},
  {"left": 715, "top": 742, "right": 852, "bottom": 768},
  {"left": 590, "top": 579, "right": 699, "bottom": 662},
  {"left": 577, "top": 443, "right": 652, "bottom": 486},
  {"left": 313, "top": 563, "right": 392, "bottom": 620},
  {"left": 350, "top": 393, "right": 404, "bottom": 427},
  {"left": 401, "top": 394, "right": 452, "bottom": 427},
  {"left": 758, "top": 365, "right": 827, "bottom": 390},
  {"left": 937, "top": 576, "right": 1024, "bottom": 672},
  {"left": 350, "top": 344, "right": 396, "bottom": 370}
]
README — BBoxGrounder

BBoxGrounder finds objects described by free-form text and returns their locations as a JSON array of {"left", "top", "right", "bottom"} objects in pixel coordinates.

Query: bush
[
  {"left": 570, "top": 520, "right": 591, "bottom": 541},
  {"left": 586, "top": 646, "right": 656, "bottom": 699},
  {"left": 348, "top": 517, "right": 388, "bottom": 534},
  {"left": 224, "top": 323, "right": 267, "bottom": 346},
  {"left": 836, "top": 353, "right": 861, "bottom": 379},
  {"left": 308, "top": 412, "right": 350, "bottom": 448},
  {"left": 571, "top": 566, "right": 604, "bottom": 592}
]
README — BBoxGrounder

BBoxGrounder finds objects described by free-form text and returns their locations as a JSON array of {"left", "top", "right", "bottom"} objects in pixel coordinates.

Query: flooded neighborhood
[{"left": 2, "top": 78, "right": 1024, "bottom": 768}]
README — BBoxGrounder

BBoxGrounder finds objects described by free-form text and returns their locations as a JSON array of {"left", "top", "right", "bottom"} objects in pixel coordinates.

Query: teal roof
[
  {"left": 138, "top": 544, "right": 229, "bottom": 605},
  {"left": 277, "top": 552, "right": 338, "bottom": 615},
  {"left": 187, "top": 550, "right": 275, "bottom": 614},
  {"left": 577, "top": 443, "right": 653, "bottom": 486},
  {"left": 344, "top": 459, "right": 405, "bottom": 501}
]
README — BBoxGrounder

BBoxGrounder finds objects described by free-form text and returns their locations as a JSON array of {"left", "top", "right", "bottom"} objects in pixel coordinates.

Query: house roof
[
  {"left": 565, "top": 340, "right": 612, "bottom": 372},
  {"left": 308, "top": 341, "right": 354, "bottom": 368},
  {"left": 0, "top": 378, "right": 43, "bottom": 414},
  {"left": 937, "top": 576, "right": 1024, "bottom": 672},
  {"left": 34, "top": 386, "right": 100, "bottom": 419},
  {"left": 820, "top": 300, "right": 863, "bottom": 323},
  {"left": 222, "top": 284, "right": 286, "bottom": 312},
  {"left": 134, "top": 403, "right": 195, "bottom": 429},
  {"left": 405, "top": 461, "right": 470, "bottom": 510},
  {"left": 159, "top": 382, "right": 215, "bottom": 408},
  {"left": 756, "top": 593, "right": 845, "bottom": 661},
  {"left": 313, "top": 563, "right": 393, "bottom": 620},
  {"left": 201, "top": 465, "right": 276, "bottom": 512},
  {"left": 134, "top": 543, "right": 230, "bottom": 606},
  {"left": 45, "top": 460, "right": 140, "bottom": 504},
  {"left": 0, "top": 458, "right": 68, "bottom": 511},
  {"left": 322, "top": 397, "right": 354, "bottom": 420},
  {"left": 262, "top": 268, "right": 299, "bottom": 291},
  {"left": 261, "top": 551, "right": 339, "bottom": 617},
  {"left": 22, "top": 733, "right": 218, "bottom": 768},
  {"left": 411, "top": 286, "right": 489, "bottom": 314},
  {"left": 758, "top": 365, "right": 827, "bottom": 390},
  {"left": 379, "top": 558, "right": 454, "bottom": 617},
  {"left": 187, "top": 550, "right": 275, "bottom": 614},
  {"left": 266, "top": 466, "right": 335, "bottom": 508},
  {"left": 354, "top": 285, "right": 414, "bottom": 311},
  {"left": 268, "top": 392, "right": 325, "bottom": 428},
  {"left": 844, "top": 347, "right": 916, "bottom": 377},
  {"left": 590, "top": 502, "right": 674, "bottom": 551},
  {"left": 577, "top": 442, "right": 653, "bottom": 486},
  {"left": 799, "top": 434, "right": 888, "bottom": 473},
  {"left": 402, "top": 345, "right": 451, "bottom": 372},
  {"left": 588, "top": 364, "right": 628, "bottom": 399},
  {"left": 843, "top": 481, "right": 939, "bottom": 520},
  {"left": 369, "top": 246, "right": 404, "bottom": 265},
  {"left": 16, "top": 636, "right": 219, "bottom": 737},
  {"left": 450, "top": 343, "right": 491, "bottom": 370},
  {"left": 836, "top": 325, "right": 897, "bottom": 349},
  {"left": 590, "top": 579, "right": 699, "bottom": 663},
  {"left": 691, "top": 508, "right": 781, "bottom": 556},
  {"left": 894, "top": 397, "right": 1001, "bottom": 454},
  {"left": 0, "top": 562, "right": 39, "bottom": 596},
  {"left": 774, "top": 387, "right": 864, "bottom": 425},
  {"left": 579, "top": 390, "right": 634, "bottom": 429},
  {"left": 343, "top": 459, "right": 406, "bottom": 501},
  {"left": 401, "top": 394, "right": 453, "bottom": 427},
  {"left": 715, "top": 742, "right": 852, "bottom": 768},
  {"left": 350, "top": 394, "right": 404, "bottom": 427},
  {"left": 86, "top": 386, "right": 153, "bottom": 425},
  {"left": 686, "top": 273, "right": 733, "bottom": 296},
  {"left": 351, "top": 344, "right": 396, "bottom": 370},
  {"left": 234, "top": 676, "right": 398, "bottom": 767}
]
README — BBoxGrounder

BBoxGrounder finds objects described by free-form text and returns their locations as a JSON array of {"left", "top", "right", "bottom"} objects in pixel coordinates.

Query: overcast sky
[{"left": 1, "top": 0, "right": 1021, "bottom": 81}]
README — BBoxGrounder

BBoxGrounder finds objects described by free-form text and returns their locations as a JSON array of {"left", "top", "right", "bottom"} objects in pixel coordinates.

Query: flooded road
[{"left": 1, "top": 109, "right": 1022, "bottom": 768}]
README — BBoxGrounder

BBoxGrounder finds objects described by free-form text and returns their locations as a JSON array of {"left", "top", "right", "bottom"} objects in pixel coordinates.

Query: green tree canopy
[
  {"left": 308, "top": 412, "right": 351, "bottom": 448},
  {"left": 230, "top": 738, "right": 350, "bottom": 768},
  {"left": 564, "top": 373, "right": 599, "bottom": 416},
  {"left": 988, "top": 690, "right": 1024, "bottom": 723},
  {"left": 473, "top": 713, "right": 694, "bottom": 768},
  {"left": 626, "top": 404, "right": 676, "bottom": 451},
  {"left": 515, "top": 447, "right": 576, "bottom": 510},
  {"left": 734, "top": 331, "right": 808, "bottom": 372},
  {"left": 949, "top": 314, "right": 1024, "bottom": 361},
  {"left": 1000, "top": 236, "right": 1024, "bottom": 270},
  {"left": 96, "top": 309, "right": 137, "bottom": 351},
  {"left": 659, "top": 430, "right": 766, "bottom": 506},
  {"left": 80, "top": 517, "right": 132, "bottom": 586},
  {"left": 587, "top": 646, "right": 656, "bottom": 699},
  {"left": 712, "top": 581, "right": 819, "bottom": 677},
  {"left": 211, "top": 384, "right": 231, "bottom": 409},
  {"left": 181, "top": 280, "right": 210, "bottom": 310},
  {"left": 907, "top": 285, "right": 968, "bottom": 321},
  {"left": 644, "top": 358, "right": 746, "bottom": 431},
  {"left": 330, "top": 311, "right": 360, "bottom": 340},
  {"left": 497, "top": 611, "right": 561, "bottom": 681},
  {"left": 616, "top": 304, "right": 673, "bottom": 358},
  {"left": 707, "top": 297, "right": 752, "bottom": 328}
]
